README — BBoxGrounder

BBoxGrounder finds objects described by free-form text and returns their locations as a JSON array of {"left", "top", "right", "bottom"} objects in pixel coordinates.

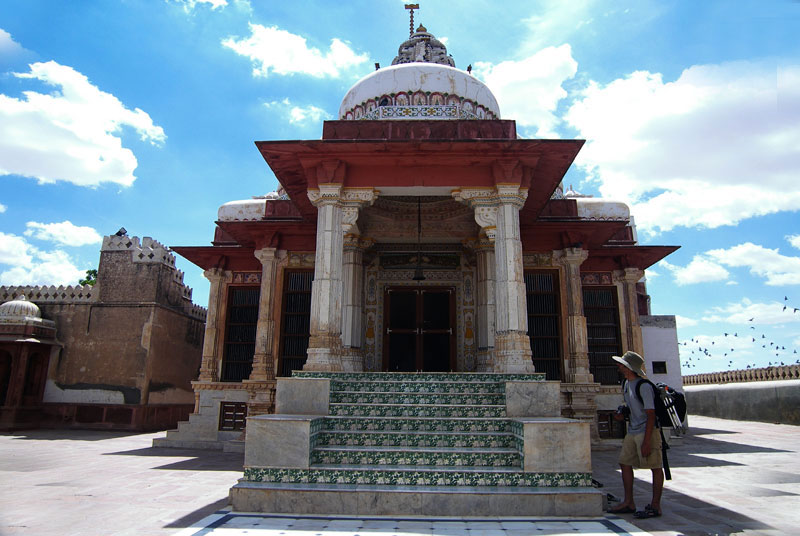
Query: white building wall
[{"left": 641, "top": 315, "right": 684, "bottom": 391}]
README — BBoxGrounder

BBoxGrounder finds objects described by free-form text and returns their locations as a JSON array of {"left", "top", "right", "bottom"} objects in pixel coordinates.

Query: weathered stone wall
[
  {"left": 685, "top": 380, "right": 800, "bottom": 425},
  {"left": 0, "top": 235, "right": 207, "bottom": 430}
]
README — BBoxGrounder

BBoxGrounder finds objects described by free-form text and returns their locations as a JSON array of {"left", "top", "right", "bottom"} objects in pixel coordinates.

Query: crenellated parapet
[
  {"left": 684, "top": 365, "right": 800, "bottom": 385},
  {"left": 0, "top": 285, "right": 98, "bottom": 304},
  {"left": 101, "top": 235, "right": 176, "bottom": 267}
]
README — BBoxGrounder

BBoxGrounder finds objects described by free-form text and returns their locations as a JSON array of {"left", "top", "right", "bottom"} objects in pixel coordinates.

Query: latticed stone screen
[
  {"left": 583, "top": 288, "right": 623, "bottom": 385},
  {"left": 279, "top": 270, "right": 313, "bottom": 376},
  {"left": 221, "top": 286, "right": 259, "bottom": 382},
  {"left": 525, "top": 271, "right": 562, "bottom": 380}
]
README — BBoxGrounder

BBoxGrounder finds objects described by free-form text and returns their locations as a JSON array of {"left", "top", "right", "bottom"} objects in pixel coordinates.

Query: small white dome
[
  {"left": 338, "top": 63, "right": 500, "bottom": 121},
  {"left": 0, "top": 295, "right": 41, "bottom": 319}
]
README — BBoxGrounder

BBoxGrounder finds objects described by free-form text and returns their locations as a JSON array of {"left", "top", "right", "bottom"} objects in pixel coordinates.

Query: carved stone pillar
[
  {"left": 474, "top": 234, "right": 496, "bottom": 372},
  {"left": 341, "top": 235, "right": 370, "bottom": 372},
  {"left": 197, "top": 267, "right": 229, "bottom": 382},
  {"left": 492, "top": 184, "right": 534, "bottom": 373},
  {"left": 249, "top": 247, "right": 277, "bottom": 381},
  {"left": 305, "top": 184, "right": 377, "bottom": 371},
  {"left": 618, "top": 267, "right": 645, "bottom": 356},
  {"left": 453, "top": 184, "right": 533, "bottom": 373},
  {"left": 554, "top": 247, "right": 592, "bottom": 383}
]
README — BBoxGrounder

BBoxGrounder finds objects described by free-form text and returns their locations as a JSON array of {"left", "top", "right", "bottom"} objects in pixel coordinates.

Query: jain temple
[
  {"left": 153, "top": 22, "right": 683, "bottom": 516},
  {"left": 0, "top": 18, "right": 684, "bottom": 517}
]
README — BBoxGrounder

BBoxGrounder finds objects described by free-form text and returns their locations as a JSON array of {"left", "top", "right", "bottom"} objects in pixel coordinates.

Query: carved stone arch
[{"left": 412, "top": 91, "right": 427, "bottom": 105}]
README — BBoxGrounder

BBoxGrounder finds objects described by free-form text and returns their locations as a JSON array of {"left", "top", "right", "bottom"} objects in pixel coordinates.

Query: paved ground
[{"left": 0, "top": 415, "right": 797, "bottom": 535}]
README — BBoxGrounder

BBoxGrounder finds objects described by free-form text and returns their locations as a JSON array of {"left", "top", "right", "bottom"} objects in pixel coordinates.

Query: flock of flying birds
[{"left": 681, "top": 296, "right": 800, "bottom": 371}]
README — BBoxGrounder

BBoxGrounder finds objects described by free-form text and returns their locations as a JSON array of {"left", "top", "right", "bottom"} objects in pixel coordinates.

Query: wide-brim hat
[{"left": 612, "top": 351, "right": 647, "bottom": 378}]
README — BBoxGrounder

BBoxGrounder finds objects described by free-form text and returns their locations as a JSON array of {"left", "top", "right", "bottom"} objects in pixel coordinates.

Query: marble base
[{"left": 230, "top": 482, "right": 603, "bottom": 516}]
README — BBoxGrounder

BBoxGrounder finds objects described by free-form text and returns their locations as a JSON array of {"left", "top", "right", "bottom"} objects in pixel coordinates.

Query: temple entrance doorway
[{"left": 382, "top": 287, "right": 455, "bottom": 372}]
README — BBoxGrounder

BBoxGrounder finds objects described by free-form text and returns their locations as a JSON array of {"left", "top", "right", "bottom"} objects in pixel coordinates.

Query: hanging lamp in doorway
[{"left": 412, "top": 197, "right": 426, "bottom": 281}]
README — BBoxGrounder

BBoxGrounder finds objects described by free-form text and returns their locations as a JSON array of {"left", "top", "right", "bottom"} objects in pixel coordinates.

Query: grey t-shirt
[{"left": 624, "top": 378, "right": 656, "bottom": 435}]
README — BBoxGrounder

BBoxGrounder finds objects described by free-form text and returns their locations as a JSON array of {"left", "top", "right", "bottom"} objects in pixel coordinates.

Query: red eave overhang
[
  {"left": 216, "top": 220, "right": 317, "bottom": 251},
  {"left": 255, "top": 138, "right": 584, "bottom": 222},
  {"left": 582, "top": 245, "right": 681, "bottom": 272},
  {"left": 521, "top": 220, "right": 630, "bottom": 252},
  {"left": 171, "top": 245, "right": 261, "bottom": 271}
]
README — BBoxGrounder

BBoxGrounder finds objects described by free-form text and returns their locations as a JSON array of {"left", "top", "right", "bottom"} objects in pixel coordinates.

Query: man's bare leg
[{"left": 609, "top": 463, "right": 636, "bottom": 512}]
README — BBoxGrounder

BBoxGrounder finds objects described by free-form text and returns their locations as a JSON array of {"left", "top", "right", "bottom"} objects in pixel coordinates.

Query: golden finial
[{"left": 405, "top": 4, "right": 419, "bottom": 37}]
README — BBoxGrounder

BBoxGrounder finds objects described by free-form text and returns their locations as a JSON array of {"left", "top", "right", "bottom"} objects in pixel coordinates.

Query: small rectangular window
[
  {"left": 652, "top": 361, "right": 667, "bottom": 374},
  {"left": 218, "top": 402, "right": 247, "bottom": 431}
]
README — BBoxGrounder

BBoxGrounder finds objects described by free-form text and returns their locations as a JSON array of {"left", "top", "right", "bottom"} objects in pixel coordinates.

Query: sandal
[
  {"left": 633, "top": 504, "right": 662, "bottom": 518},
  {"left": 609, "top": 505, "right": 636, "bottom": 514}
]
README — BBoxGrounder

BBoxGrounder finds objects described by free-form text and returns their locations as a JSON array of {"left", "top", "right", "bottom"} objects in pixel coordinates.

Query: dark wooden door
[{"left": 383, "top": 287, "right": 455, "bottom": 372}]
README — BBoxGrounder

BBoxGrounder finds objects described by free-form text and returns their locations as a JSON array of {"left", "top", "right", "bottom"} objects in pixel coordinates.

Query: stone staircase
[{"left": 230, "top": 372, "right": 602, "bottom": 516}]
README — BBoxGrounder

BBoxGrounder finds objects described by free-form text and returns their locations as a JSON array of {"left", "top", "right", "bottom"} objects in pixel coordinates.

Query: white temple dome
[
  {"left": 338, "top": 25, "right": 500, "bottom": 121},
  {"left": 0, "top": 295, "right": 42, "bottom": 319}
]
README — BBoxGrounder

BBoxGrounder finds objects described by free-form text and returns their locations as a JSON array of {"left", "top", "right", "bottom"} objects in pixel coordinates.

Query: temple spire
[{"left": 405, "top": 3, "right": 419, "bottom": 37}]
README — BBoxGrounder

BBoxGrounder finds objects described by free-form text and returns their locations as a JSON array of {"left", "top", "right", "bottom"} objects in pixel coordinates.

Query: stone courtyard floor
[{"left": 0, "top": 415, "right": 797, "bottom": 536}]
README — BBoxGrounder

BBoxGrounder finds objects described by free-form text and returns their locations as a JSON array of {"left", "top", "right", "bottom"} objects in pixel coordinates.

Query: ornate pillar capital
[
  {"left": 253, "top": 247, "right": 277, "bottom": 264},
  {"left": 622, "top": 267, "right": 644, "bottom": 283},
  {"left": 554, "top": 247, "right": 590, "bottom": 267}
]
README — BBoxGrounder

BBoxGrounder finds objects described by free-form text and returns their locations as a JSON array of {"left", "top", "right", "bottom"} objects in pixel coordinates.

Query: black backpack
[{"left": 631, "top": 379, "right": 687, "bottom": 432}]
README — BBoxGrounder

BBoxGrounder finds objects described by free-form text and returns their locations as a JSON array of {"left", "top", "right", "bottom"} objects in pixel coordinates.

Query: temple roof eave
[
  {"left": 581, "top": 245, "right": 680, "bottom": 272},
  {"left": 256, "top": 136, "right": 584, "bottom": 222}
]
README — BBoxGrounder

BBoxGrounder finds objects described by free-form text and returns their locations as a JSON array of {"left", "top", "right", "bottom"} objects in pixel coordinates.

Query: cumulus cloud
[
  {"left": 659, "top": 257, "right": 729, "bottom": 286},
  {"left": 171, "top": 0, "right": 228, "bottom": 11},
  {"left": 0, "top": 202, "right": 6, "bottom": 213},
  {"left": 663, "top": 242, "right": 800, "bottom": 287},
  {"left": 0, "top": 231, "right": 87, "bottom": 286},
  {"left": 0, "top": 28, "right": 25, "bottom": 57},
  {"left": 264, "top": 98, "right": 331, "bottom": 125},
  {"left": 702, "top": 298, "right": 800, "bottom": 325},
  {"left": 704, "top": 243, "right": 800, "bottom": 286},
  {"left": 519, "top": 0, "right": 597, "bottom": 52},
  {"left": 564, "top": 61, "right": 800, "bottom": 235},
  {"left": 223, "top": 23, "right": 368, "bottom": 78},
  {"left": 24, "top": 221, "right": 103, "bottom": 247},
  {"left": 0, "top": 61, "right": 165, "bottom": 187},
  {"left": 788, "top": 234, "right": 800, "bottom": 250},
  {"left": 473, "top": 44, "right": 577, "bottom": 137},
  {"left": 675, "top": 315, "right": 697, "bottom": 328}
]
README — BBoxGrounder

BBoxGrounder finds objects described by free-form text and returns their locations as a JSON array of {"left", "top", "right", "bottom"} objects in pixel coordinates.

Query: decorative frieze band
[
  {"left": 580, "top": 272, "right": 613, "bottom": 286},
  {"left": 232, "top": 272, "right": 261, "bottom": 284}
]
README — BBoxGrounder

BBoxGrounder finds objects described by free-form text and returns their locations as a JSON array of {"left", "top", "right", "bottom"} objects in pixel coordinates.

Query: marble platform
[{"left": 231, "top": 372, "right": 603, "bottom": 516}]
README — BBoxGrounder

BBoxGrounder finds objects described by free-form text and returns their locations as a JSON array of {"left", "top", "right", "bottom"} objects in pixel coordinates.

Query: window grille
[
  {"left": 583, "top": 287, "right": 623, "bottom": 385},
  {"left": 221, "top": 286, "right": 259, "bottom": 382},
  {"left": 525, "top": 271, "right": 562, "bottom": 380},
  {"left": 278, "top": 270, "right": 313, "bottom": 376}
]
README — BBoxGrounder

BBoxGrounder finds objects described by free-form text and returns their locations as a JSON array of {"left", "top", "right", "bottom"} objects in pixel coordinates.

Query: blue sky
[{"left": 0, "top": 0, "right": 798, "bottom": 374}]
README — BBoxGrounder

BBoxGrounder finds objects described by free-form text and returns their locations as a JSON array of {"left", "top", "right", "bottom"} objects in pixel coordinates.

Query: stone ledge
[{"left": 230, "top": 482, "right": 602, "bottom": 516}]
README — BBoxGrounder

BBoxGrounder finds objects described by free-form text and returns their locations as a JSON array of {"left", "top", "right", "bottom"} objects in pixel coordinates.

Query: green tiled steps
[{"left": 230, "top": 371, "right": 602, "bottom": 516}]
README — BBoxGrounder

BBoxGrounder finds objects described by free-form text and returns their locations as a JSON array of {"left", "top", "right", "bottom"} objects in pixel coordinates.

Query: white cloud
[
  {"left": 171, "top": 0, "right": 228, "bottom": 11},
  {"left": 0, "top": 202, "right": 6, "bottom": 213},
  {"left": 0, "top": 61, "right": 165, "bottom": 187},
  {"left": 704, "top": 242, "right": 800, "bottom": 286},
  {"left": 564, "top": 61, "right": 800, "bottom": 235},
  {"left": 473, "top": 44, "right": 577, "bottom": 137},
  {"left": 659, "top": 258, "right": 729, "bottom": 286},
  {"left": 265, "top": 98, "right": 331, "bottom": 125},
  {"left": 0, "top": 231, "right": 34, "bottom": 267},
  {"left": 223, "top": 23, "right": 368, "bottom": 78},
  {"left": 24, "top": 221, "right": 103, "bottom": 247},
  {"left": 702, "top": 298, "right": 800, "bottom": 325},
  {"left": 0, "top": 28, "right": 25, "bottom": 57},
  {"left": 519, "top": 0, "right": 597, "bottom": 51},
  {"left": 788, "top": 234, "right": 800, "bottom": 250},
  {"left": 675, "top": 315, "right": 697, "bottom": 328},
  {"left": 0, "top": 231, "right": 87, "bottom": 286}
]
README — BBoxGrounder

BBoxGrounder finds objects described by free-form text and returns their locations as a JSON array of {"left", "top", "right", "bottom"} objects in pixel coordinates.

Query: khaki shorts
[{"left": 619, "top": 427, "right": 663, "bottom": 469}]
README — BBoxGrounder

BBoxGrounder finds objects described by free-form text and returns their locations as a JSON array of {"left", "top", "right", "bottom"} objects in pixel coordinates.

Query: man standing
[{"left": 608, "top": 351, "right": 664, "bottom": 518}]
